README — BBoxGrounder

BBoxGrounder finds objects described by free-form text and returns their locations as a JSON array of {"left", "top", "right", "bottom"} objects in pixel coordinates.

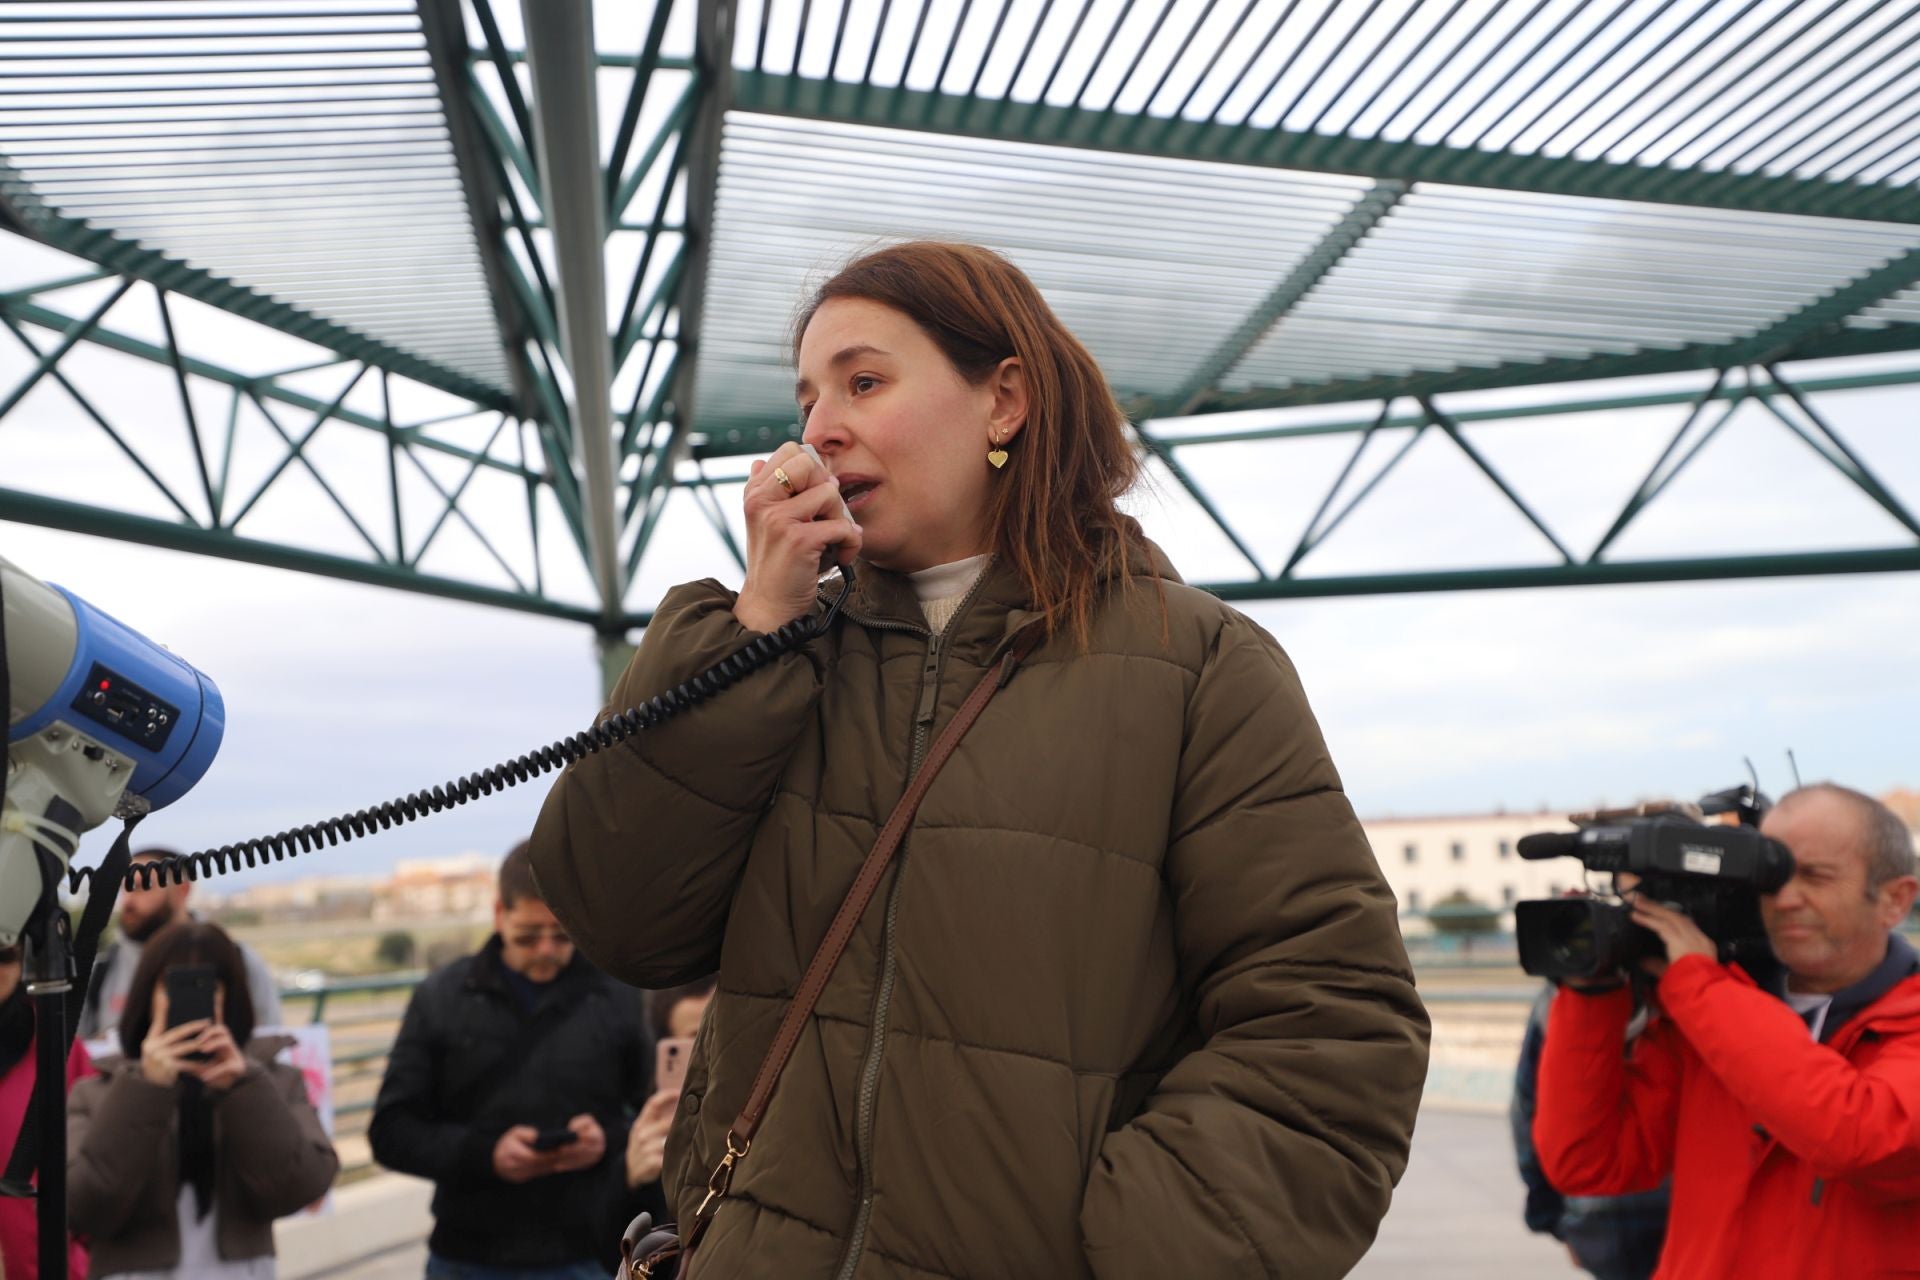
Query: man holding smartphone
[{"left": 369, "top": 842, "right": 654, "bottom": 1279}]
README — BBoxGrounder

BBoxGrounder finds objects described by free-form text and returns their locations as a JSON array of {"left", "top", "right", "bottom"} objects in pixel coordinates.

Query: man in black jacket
[{"left": 370, "top": 841, "right": 652, "bottom": 1278}]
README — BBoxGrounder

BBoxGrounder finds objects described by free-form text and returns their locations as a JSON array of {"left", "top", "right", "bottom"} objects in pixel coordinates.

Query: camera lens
[{"left": 1551, "top": 912, "right": 1597, "bottom": 971}]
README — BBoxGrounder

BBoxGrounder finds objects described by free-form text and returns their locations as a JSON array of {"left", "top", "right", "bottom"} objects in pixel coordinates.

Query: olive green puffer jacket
[{"left": 531, "top": 537, "right": 1429, "bottom": 1279}]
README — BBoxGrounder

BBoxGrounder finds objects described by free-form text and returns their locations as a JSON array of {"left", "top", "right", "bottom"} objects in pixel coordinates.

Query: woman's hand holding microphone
[{"left": 733, "top": 442, "right": 861, "bottom": 634}]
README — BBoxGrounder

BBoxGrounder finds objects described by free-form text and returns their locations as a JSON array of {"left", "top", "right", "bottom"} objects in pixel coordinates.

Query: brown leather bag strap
[{"left": 683, "top": 628, "right": 1041, "bottom": 1253}]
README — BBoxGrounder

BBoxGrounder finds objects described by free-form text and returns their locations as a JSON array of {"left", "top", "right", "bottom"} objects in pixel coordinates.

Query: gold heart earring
[{"left": 987, "top": 429, "right": 1009, "bottom": 470}]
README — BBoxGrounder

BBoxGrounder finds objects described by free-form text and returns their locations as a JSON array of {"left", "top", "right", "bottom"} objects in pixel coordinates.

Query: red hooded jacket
[{"left": 1535, "top": 952, "right": 1920, "bottom": 1279}]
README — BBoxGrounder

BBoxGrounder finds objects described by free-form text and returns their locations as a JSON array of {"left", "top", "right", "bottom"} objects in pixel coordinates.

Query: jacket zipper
[{"left": 831, "top": 573, "right": 992, "bottom": 1280}]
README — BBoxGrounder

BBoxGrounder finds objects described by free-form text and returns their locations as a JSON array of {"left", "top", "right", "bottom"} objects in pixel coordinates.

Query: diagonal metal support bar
[
  {"left": 1283, "top": 398, "right": 1393, "bottom": 577},
  {"left": 689, "top": 466, "right": 747, "bottom": 573},
  {"left": 420, "top": 0, "right": 542, "bottom": 422},
  {"left": 1589, "top": 369, "right": 1748, "bottom": 563},
  {"left": 606, "top": 0, "right": 682, "bottom": 217},
  {"left": 613, "top": 78, "right": 699, "bottom": 226},
  {"left": 227, "top": 364, "right": 371, "bottom": 530},
  {"left": 153, "top": 288, "right": 220, "bottom": 523},
  {"left": 624, "top": 482, "right": 674, "bottom": 588},
  {"left": 0, "top": 167, "right": 512, "bottom": 408},
  {"left": 399, "top": 440, "right": 529, "bottom": 592},
  {"left": 0, "top": 486, "right": 611, "bottom": 626},
  {"left": 1586, "top": 368, "right": 1729, "bottom": 562},
  {"left": 1164, "top": 180, "right": 1406, "bottom": 418},
  {"left": 1283, "top": 418, "right": 1432, "bottom": 577},
  {"left": 0, "top": 275, "right": 132, "bottom": 422},
  {"left": 410, "top": 414, "right": 514, "bottom": 567},
  {"left": 0, "top": 291, "right": 538, "bottom": 483},
  {"left": 1420, "top": 396, "right": 1575, "bottom": 564},
  {"left": 246, "top": 392, "right": 391, "bottom": 562},
  {"left": 0, "top": 270, "right": 113, "bottom": 303},
  {"left": 1758, "top": 364, "right": 1920, "bottom": 539},
  {"left": 0, "top": 310, "right": 196, "bottom": 522},
  {"left": 647, "top": 0, "right": 741, "bottom": 599},
  {"left": 1134, "top": 423, "right": 1267, "bottom": 579},
  {"left": 521, "top": 0, "right": 625, "bottom": 629}
]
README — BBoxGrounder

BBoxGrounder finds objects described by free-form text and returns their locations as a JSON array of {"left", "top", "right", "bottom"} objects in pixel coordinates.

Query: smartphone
[
  {"left": 164, "top": 964, "right": 218, "bottom": 1061},
  {"left": 656, "top": 1036, "right": 693, "bottom": 1094},
  {"left": 530, "top": 1126, "right": 579, "bottom": 1152},
  {"left": 164, "top": 964, "right": 217, "bottom": 1028}
]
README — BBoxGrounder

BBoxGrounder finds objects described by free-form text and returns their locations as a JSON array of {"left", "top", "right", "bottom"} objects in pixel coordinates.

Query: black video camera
[{"left": 1514, "top": 786, "right": 1795, "bottom": 981}]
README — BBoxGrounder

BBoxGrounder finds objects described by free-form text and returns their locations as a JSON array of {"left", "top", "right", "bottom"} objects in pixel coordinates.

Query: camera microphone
[{"left": 1517, "top": 832, "right": 1581, "bottom": 860}]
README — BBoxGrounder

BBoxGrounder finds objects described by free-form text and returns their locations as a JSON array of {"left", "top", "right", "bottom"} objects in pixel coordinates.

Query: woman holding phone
[
  {"left": 66, "top": 921, "right": 337, "bottom": 1279},
  {"left": 533, "top": 241, "right": 1429, "bottom": 1279},
  {"left": 0, "top": 940, "right": 92, "bottom": 1280}
]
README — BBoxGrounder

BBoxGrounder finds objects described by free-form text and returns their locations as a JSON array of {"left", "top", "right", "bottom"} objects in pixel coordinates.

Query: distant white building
[
  {"left": 1363, "top": 804, "right": 1920, "bottom": 935},
  {"left": 1359, "top": 810, "right": 1584, "bottom": 933},
  {"left": 372, "top": 852, "right": 499, "bottom": 922}
]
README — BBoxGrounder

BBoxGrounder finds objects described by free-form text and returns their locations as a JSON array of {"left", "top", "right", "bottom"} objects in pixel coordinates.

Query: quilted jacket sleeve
[
  {"left": 1534, "top": 985, "right": 1684, "bottom": 1196},
  {"left": 531, "top": 579, "right": 825, "bottom": 987},
  {"left": 219, "top": 1061, "right": 341, "bottom": 1219},
  {"left": 1079, "top": 612, "right": 1431, "bottom": 1280},
  {"left": 1657, "top": 955, "right": 1920, "bottom": 1194}
]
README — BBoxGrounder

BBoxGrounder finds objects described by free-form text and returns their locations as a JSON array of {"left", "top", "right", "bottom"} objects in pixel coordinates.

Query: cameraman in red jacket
[{"left": 1534, "top": 783, "right": 1920, "bottom": 1280}]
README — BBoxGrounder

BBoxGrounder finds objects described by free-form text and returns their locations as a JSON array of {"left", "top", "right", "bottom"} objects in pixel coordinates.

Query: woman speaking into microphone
[{"left": 532, "top": 242, "right": 1428, "bottom": 1280}]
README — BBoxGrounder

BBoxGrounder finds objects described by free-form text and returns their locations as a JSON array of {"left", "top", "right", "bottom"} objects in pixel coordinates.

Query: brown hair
[
  {"left": 794, "top": 242, "right": 1146, "bottom": 646},
  {"left": 648, "top": 975, "right": 718, "bottom": 1041},
  {"left": 119, "top": 920, "right": 256, "bottom": 1061},
  {"left": 499, "top": 839, "right": 539, "bottom": 908}
]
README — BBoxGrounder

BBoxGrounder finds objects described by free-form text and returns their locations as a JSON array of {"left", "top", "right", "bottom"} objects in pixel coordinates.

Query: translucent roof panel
[
  {"left": 691, "top": 111, "right": 1370, "bottom": 446},
  {"left": 1852, "top": 286, "right": 1920, "bottom": 330},
  {"left": 1226, "top": 185, "right": 1920, "bottom": 392},
  {"left": 0, "top": 1, "right": 511, "bottom": 396},
  {"left": 729, "top": 0, "right": 1920, "bottom": 190}
]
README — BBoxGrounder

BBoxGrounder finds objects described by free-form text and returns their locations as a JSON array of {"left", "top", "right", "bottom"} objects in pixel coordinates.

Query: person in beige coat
[
  {"left": 533, "top": 242, "right": 1429, "bottom": 1279},
  {"left": 67, "top": 921, "right": 337, "bottom": 1279}
]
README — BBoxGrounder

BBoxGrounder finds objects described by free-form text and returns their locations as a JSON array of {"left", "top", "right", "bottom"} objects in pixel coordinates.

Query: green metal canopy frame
[{"left": 2, "top": 0, "right": 1918, "bottom": 638}]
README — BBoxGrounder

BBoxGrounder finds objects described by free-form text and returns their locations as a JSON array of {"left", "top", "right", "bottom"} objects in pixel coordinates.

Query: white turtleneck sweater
[{"left": 908, "top": 553, "right": 990, "bottom": 635}]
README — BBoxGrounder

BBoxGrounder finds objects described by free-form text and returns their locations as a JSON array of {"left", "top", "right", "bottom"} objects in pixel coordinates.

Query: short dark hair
[
  {"left": 1779, "top": 784, "right": 1918, "bottom": 892},
  {"left": 648, "top": 976, "right": 717, "bottom": 1042},
  {"left": 499, "top": 840, "right": 541, "bottom": 909},
  {"left": 119, "top": 920, "right": 255, "bottom": 1061}
]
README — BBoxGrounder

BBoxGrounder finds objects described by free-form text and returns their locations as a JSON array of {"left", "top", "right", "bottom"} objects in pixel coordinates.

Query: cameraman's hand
[{"left": 1631, "top": 897, "right": 1715, "bottom": 976}]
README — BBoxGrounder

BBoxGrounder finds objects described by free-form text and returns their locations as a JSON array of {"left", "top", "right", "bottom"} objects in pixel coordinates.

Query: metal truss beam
[
  {"left": 1188, "top": 364, "right": 1920, "bottom": 594},
  {"left": 0, "top": 290, "right": 540, "bottom": 484},
  {"left": 0, "top": 486, "right": 607, "bottom": 626},
  {"left": 0, "top": 162, "right": 512, "bottom": 410},
  {"left": 1159, "top": 180, "right": 1407, "bottom": 419},
  {"left": 728, "top": 73, "right": 1920, "bottom": 226},
  {"left": 1149, "top": 363, "right": 1920, "bottom": 449},
  {"left": 622, "top": 0, "right": 737, "bottom": 594},
  {"left": 519, "top": 0, "right": 623, "bottom": 629},
  {"left": 1178, "top": 322, "right": 1920, "bottom": 418},
  {"left": 419, "top": 0, "right": 541, "bottom": 423},
  {"left": 1197, "top": 548, "right": 1920, "bottom": 602}
]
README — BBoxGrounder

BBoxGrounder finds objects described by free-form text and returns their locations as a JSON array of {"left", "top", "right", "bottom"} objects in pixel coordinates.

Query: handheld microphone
[{"left": 800, "top": 443, "right": 855, "bottom": 576}]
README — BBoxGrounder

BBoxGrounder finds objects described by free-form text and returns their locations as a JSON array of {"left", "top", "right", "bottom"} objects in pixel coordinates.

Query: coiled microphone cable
[{"left": 68, "top": 567, "right": 856, "bottom": 896}]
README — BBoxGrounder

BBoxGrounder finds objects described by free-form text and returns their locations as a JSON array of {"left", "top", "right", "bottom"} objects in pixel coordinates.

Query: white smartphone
[
  {"left": 656, "top": 1036, "right": 693, "bottom": 1094},
  {"left": 799, "top": 443, "right": 853, "bottom": 569}
]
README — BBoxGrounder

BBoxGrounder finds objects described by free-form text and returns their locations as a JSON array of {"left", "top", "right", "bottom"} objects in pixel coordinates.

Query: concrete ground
[
  {"left": 300, "top": 1107, "right": 1573, "bottom": 1279},
  {"left": 1351, "top": 1107, "right": 1572, "bottom": 1279}
]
